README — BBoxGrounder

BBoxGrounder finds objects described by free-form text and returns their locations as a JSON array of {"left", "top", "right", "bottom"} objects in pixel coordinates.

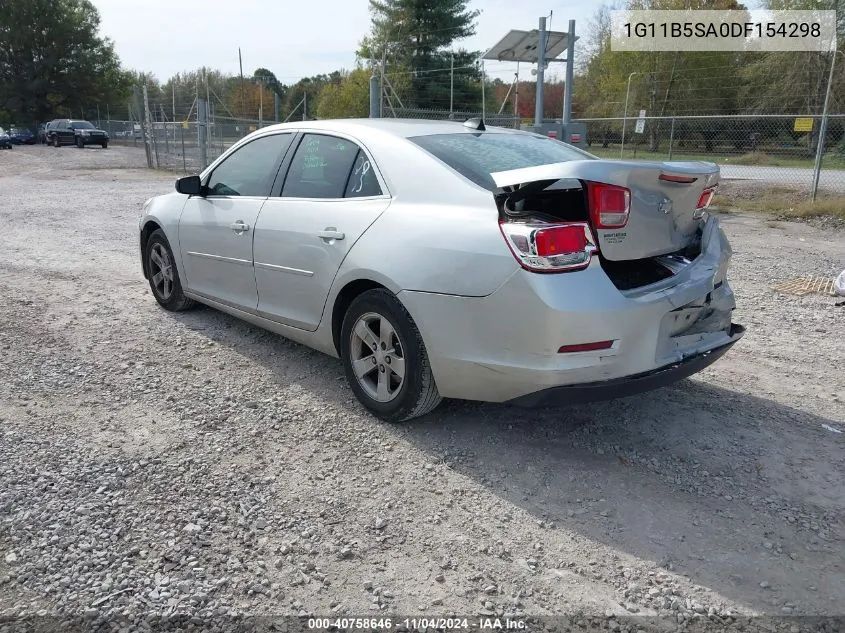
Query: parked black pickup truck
[{"left": 45, "top": 119, "right": 109, "bottom": 148}]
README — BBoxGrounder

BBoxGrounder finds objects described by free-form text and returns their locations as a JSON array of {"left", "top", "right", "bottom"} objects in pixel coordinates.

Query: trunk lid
[{"left": 490, "top": 159, "right": 720, "bottom": 261}]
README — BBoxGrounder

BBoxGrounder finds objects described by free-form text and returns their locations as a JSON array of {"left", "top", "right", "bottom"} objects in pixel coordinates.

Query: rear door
[
  {"left": 253, "top": 132, "right": 390, "bottom": 330},
  {"left": 51, "top": 120, "right": 70, "bottom": 144},
  {"left": 177, "top": 132, "right": 295, "bottom": 309}
]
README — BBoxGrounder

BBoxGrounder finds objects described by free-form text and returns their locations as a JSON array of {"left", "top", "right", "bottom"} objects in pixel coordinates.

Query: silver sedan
[{"left": 139, "top": 118, "right": 744, "bottom": 422}]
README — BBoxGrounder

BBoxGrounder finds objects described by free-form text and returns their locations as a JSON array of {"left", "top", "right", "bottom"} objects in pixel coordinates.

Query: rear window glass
[{"left": 408, "top": 132, "right": 596, "bottom": 190}]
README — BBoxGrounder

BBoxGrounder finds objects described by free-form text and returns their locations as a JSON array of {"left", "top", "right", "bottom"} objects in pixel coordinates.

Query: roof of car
[{"left": 261, "top": 117, "right": 527, "bottom": 139}]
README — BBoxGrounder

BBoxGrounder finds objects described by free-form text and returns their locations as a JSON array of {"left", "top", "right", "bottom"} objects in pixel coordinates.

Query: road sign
[
  {"left": 794, "top": 118, "right": 813, "bottom": 132},
  {"left": 635, "top": 109, "right": 646, "bottom": 134}
]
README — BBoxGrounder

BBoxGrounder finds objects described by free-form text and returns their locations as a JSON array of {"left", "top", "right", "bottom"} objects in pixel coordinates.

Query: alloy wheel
[
  {"left": 349, "top": 312, "right": 406, "bottom": 403},
  {"left": 149, "top": 243, "right": 174, "bottom": 301}
]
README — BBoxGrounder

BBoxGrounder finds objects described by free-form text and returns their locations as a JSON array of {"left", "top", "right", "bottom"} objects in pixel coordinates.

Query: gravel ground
[{"left": 1, "top": 144, "right": 844, "bottom": 630}]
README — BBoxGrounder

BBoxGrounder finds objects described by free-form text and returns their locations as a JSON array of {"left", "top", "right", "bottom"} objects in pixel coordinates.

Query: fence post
[
  {"left": 811, "top": 50, "right": 838, "bottom": 201},
  {"left": 369, "top": 74, "right": 381, "bottom": 118},
  {"left": 668, "top": 117, "right": 675, "bottom": 161},
  {"left": 197, "top": 99, "right": 208, "bottom": 170},
  {"left": 142, "top": 84, "right": 159, "bottom": 169},
  {"left": 134, "top": 86, "right": 152, "bottom": 168},
  {"left": 180, "top": 124, "right": 186, "bottom": 173}
]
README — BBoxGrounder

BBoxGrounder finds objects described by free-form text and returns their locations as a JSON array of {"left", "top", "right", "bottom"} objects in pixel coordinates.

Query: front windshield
[{"left": 69, "top": 121, "right": 95, "bottom": 130}]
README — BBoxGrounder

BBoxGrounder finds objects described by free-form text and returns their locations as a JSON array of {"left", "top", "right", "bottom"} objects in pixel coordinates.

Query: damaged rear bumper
[{"left": 508, "top": 323, "right": 745, "bottom": 407}]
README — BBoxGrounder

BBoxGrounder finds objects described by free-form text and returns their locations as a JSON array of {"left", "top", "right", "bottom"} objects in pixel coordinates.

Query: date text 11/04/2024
[
  {"left": 307, "top": 617, "right": 528, "bottom": 630},
  {"left": 623, "top": 21, "right": 821, "bottom": 39}
]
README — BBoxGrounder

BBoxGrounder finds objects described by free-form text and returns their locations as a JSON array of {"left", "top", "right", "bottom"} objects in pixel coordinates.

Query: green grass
[
  {"left": 710, "top": 184, "right": 845, "bottom": 220},
  {"left": 584, "top": 146, "right": 845, "bottom": 170}
]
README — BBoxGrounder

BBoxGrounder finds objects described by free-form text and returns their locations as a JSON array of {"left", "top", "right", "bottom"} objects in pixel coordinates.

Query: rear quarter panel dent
[{"left": 340, "top": 202, "right": 519, "bottom": 297}]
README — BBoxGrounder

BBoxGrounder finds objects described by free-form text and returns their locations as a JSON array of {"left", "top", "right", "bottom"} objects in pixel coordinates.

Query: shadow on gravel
[
  {"left": 171, "top": 308, "right": 844, "bottom": 616},
  {"left": 402, "top": 387, "right": 845, "bottom": 616}
]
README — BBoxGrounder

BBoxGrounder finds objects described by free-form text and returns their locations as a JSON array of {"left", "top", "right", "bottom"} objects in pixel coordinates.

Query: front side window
[
  {"left": 408, "top": 132, "right": 597, "bottom": 190},
  {"left": 206, "top": 133, "right": 294, "bottom": 197},
  {"left": 282, "top": 134, "right": 377, "bottom": 199}
]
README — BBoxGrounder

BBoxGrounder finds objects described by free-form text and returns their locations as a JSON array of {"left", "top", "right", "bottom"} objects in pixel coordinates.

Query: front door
[
  {"left": 177, "top": 132, "right": 295, "bottom": 310},
  {"left": 254, "top": 133, "right": 390, "bottom": 330}
]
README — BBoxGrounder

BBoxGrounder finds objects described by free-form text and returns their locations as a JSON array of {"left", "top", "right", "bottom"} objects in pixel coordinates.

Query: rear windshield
[
  {"left": 408, "top": 132, "right": 596, "bottom": 190},
  {"left": 69, "top": 121, "right": 95, "bottom": 129}
]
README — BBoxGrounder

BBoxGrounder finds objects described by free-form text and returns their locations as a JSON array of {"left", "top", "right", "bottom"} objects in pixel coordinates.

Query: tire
[
  {"left": 340, "top": 288, "right": 441, "bottom": 423},
  {"left": 76, "top": 137, "right": 84, "bottom": 148},
  {"left": 101, "top": 141, "right": 108, "bottom": 149},
  {"left": 52, "top": 136, "right": 59, "bottom": 147},
  {"left": 144, "top": 229, "right": 195, "bottom": 312}
]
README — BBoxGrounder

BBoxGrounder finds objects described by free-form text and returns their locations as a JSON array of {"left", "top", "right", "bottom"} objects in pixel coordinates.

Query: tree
[
  {"left": 0, "top": 0, "right": 131, "bottom": 124},
  {"left": 316, "top": 68, "right": 372, "bottom": 119},
  {"left": 575, "top": 0, "right": 750, "bottom": 150},
  {"left": 357, "top": 0, "right": 483, "bottom": 110},
  {"left": 282, "top": 74, "right": 338, "bottom": 121},
  {"left": 358, "top": 0, "right": 479, "bottom": 65}
]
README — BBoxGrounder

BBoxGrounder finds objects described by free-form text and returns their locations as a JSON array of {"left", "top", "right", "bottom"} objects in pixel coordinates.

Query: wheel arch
[
  {"left": 139, "top": 219, "right": 165, "bottom": 279},
  {"left": 330, "top": 279, "right": 388, "bottom": 356}
]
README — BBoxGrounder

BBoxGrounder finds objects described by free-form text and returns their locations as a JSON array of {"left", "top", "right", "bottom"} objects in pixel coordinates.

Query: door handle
[
  {"left": 317, "top": 229, "right": 345, "bottom": 241},
  {"left": 231, "top": 220, "right": 250, "bottom": 234}
]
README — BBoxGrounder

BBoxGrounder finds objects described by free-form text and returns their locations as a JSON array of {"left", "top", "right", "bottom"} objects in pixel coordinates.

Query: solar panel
[{"left": 483, "top": 29, "right": 578, "bottom": 63}]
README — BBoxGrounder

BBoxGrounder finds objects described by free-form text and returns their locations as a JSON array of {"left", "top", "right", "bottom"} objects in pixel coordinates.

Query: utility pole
[
  {"left": 480, "top": 59, "right": 486, "bottom": 120},
  {"left": 534, "top": 16, "right": 547, "bottom": 129},
  {"left": 172, "top": 83, "right": 176, "bottom": 121},
  {"left": 450, "top": 52, "right": 454, "bottom": 115},
  {"left": 258, "top": 78, "right": 264, "bottom": 127},
  {"left": 239, "top": 48, "right": 246, "bottom": 118}
]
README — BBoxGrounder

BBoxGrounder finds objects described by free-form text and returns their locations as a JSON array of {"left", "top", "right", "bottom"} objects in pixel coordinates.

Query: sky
[{"left": 90, "top": 0, "right": 598, "bottom": 84}]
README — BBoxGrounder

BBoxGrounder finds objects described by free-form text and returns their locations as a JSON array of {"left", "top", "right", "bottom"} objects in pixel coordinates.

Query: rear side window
[
  {"left": 206, "top": 133, "right": 294, "bottom": 197},
  {"left": 282, "top": 134, "right": 381, "bottom": 199},
  {"left": 408, "top": 132, "right": 596, "bottom": 190},
  {"left": 345, "top": 150, "right": 382, "bottom": 198}
]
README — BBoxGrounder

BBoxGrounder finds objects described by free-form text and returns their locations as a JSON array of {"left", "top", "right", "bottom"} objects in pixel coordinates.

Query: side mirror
[{"left": 176, "top": 175, "right": 203, "bottom": 196}]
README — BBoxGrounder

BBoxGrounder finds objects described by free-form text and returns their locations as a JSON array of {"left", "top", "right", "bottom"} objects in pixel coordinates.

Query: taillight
[
  {"left": 586, "top": 182, "right": 631, "bottom": 229},
  {"left": 697, "top": 186, "right": 716, "bottom": 210},
  {"left": 499, "top": 221, "right": 597, "bottom": 273}
]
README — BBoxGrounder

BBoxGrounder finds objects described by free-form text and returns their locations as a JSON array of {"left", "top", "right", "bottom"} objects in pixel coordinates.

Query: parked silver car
[{"left": 138, "top": 118, "right": 744, "bottom": 422}]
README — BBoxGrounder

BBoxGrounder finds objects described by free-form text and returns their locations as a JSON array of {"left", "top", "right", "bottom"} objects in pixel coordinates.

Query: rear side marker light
[
  {"left": 558, "top": 340, "right": 614, "bottom": 354},
  {"left": 499, "top": 221, "right": 598, "bottom": 273},
  {"left": 659, "top": 173, "right": 698, "bottom": 183},
  {"left": 586, "top": 182, "right": 631, "bottom": 229}
]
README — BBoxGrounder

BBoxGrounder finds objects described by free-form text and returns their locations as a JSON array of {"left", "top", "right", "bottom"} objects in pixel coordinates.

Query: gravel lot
[{"left": 1, "top": 144, "right": 844, "bottom": 630}]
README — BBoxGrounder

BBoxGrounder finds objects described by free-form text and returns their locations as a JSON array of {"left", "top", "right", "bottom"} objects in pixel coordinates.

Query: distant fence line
[{"left": 101, "top": 105, "right": 845, "bottom": 195}]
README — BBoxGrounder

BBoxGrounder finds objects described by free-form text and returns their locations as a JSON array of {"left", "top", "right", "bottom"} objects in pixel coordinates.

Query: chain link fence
[
  {"left": 100, "top": 113, "right": 279, "bottom": 172},
  {"left": 574, "top": 114, "right": 845, "bottom": 195},
  {"left": 103, "top": 93, "right": 845, "bottom": 197},
  {"left": 386, "top": 107, "right": 520, "bottom": 129}
]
